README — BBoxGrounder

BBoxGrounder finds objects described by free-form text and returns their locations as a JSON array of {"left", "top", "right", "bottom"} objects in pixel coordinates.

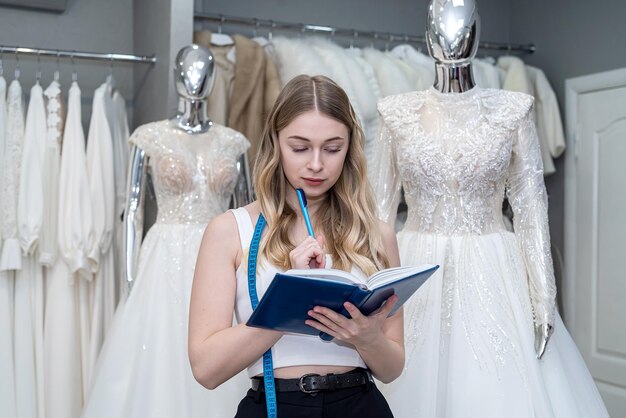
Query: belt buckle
[{"left": 298, "top": 373, "right": 321, "bottom": 394}]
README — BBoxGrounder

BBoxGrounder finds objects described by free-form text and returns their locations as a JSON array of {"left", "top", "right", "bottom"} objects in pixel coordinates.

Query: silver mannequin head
[
  {"left": 426, "top": 0, "right": 480, "bottom": 65},
  {"left": 172, "top": 44, "right": 214, "bottom": 133},
  {"left": 426, "top": 0, "right": 480, "bottom": 92},
  {"left": 174, "top": 44, "right": 215, "bottom": 100}
]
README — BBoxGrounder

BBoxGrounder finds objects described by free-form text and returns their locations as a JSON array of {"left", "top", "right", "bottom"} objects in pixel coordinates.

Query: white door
[{"left": 564, "top": 68, "right": 626, "bottom": 417}]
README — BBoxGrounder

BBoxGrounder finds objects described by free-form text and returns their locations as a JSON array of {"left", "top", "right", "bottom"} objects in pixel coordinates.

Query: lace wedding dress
[
  {"left": 82, "top": 121, "right": 250, "bottom": 418},
  {"left": 371, "top": 87, "right": 609, "bottom": 418}
]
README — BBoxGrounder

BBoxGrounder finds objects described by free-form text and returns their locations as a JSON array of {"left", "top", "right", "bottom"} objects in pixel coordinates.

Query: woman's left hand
[{"left": 305, "top": 294, "right": 399, "bottom": 348}]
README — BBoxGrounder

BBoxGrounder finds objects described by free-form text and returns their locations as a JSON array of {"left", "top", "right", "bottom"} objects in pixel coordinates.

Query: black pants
[{"left": 234, "top": 379, "right": 394, "bottom": 418}]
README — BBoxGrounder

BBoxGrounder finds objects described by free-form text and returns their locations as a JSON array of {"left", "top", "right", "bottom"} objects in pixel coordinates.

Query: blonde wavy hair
[{"left": 253, "top": 75, "right": 389, "bottom": 276}]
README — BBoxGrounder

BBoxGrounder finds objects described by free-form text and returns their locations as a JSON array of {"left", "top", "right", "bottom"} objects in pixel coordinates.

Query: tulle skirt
[
  {"left": 82, "top": 223, "right": 248, "bottom": 418},
  {"left": 379, "top": 230, "right": 609, "bottom": 418}
]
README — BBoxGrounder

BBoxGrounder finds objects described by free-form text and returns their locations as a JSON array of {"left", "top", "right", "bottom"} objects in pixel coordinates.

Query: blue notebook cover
[{"left": 246, "top": 264, "right": 439, "bottom": 338}]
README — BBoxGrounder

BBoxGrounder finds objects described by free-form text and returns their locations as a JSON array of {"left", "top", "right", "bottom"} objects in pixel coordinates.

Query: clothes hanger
[
  {"left": 349, "top": 30, "right": 358, "bottom": 49},
  {"left": 385, "top": 33, "right": 393, "bottom": 52},
  {"left": 251, "top": 18, "right": 269, "bottom": 47},
  {"left": 71, "top": 51, "right": 78, "bottom": 83},
  {"left": 53, "top": 51, "right": 60, "bottom": 82},
  {"left": 35, "top": 51, "right": 42, "bottom": 85},
  {"left": 211, "top": 15, "right": 234, "bottom": 46},
  {"left": 14, "top": 50, "right": 20, "bottom": 80},
  {"left": 106, "top": 56, "right": 117, "bottom": 95},
  {"left": 393, "top": 35, "right": 412, "bottom": 58},
  {"left": 368, "top": 32, "right": 378, "bottom": 49}
]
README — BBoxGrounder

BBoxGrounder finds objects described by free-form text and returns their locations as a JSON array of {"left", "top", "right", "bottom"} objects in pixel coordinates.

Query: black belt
[{"left": 251, "top": 368, "right": 373, "bottom": 394}]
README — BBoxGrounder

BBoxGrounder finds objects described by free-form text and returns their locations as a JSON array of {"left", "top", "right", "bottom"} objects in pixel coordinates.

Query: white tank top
[{"left": 230, "top": 207, "right": 367, "bottom": 378}]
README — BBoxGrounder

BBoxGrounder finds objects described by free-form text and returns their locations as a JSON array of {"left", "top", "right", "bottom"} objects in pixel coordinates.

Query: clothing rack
[
  {"left": 194, "top": 12, "right": 536, "bottom": 54},
  {"left": 0, "top": 45, "right": 157, "bottom": 64}
]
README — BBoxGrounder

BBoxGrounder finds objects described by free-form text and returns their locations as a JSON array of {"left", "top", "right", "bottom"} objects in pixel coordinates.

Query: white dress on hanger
[
  {"left": 305, "top": 37, "right": 364, "bottom": 125},
  {"left": 390, "top": 44, "right": 436, "bottom": 87},
  {"left": 362, "top": 48, "right": 415, "bottom": 97},
  {"left": 39, "top": 82, "right": 63, "bottom": 417},
  {"left": 103, "top": 85, "right": 130, "bottom": 304},
  {"left": 387, "top": 53, "right": 431, "bottom": 92},
  {"left": 17, "top": 81, "right": 48, "bottom": 418},
  {"left": 345, "top": 48, "right": 383, "bottom": 163},
  {"left": 82, "top": 121, "right": 250, "bottom": 418},
  {"left": 2, "top": 78, "right": 39, "bottom": 418},
  {"left": 45, "top": 81, "right": 93, "bottom": 418},
  {"left": 40, "top": 80, "right": 63, "bottom": 268},
  {"left": 271, "top": 36, "right": 332, "bottom": 87},
  {"left": 0, "top": 73, "right": 17, "bottom": 418},
  {"left": 18, "top": 83, "right": 46, "bottom": 254},
  {"left": 472, "top": 58, "right": 502, "bottom": 89},
  {"left": 371, "top": 87, "right": 609, "bottom": 418},
  {"left": 526, "top": 66, "right": 566, "bottom": 162},
  {"left": 85, "top": 83, "right": 116, "bottom": 388}
]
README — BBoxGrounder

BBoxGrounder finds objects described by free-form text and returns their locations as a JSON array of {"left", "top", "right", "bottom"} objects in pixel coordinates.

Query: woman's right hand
[{"left": 289, "top": 235, "right": 326, "bottom": 269}]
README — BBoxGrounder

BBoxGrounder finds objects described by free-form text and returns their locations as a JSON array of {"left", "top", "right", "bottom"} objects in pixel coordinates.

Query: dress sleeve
[
  {"left": 368, "top": 119, "right": 402, "bottom": 226},
  {"left": 506, "top": 105, "right": 557, "bottom": 328},
  {"left": 18, "top": 86, "right": 46, "bottom": 255},
  {"left": 58, "top": 85, "right": 95, "bottom": 280},
  {"left": 86, "top": 92, "right": 116, "bottom": 271}
]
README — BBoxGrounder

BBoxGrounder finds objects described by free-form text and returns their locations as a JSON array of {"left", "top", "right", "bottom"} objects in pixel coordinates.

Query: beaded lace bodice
[
  {"left": 129, "top": 121, "right": 249, "bottom": 224},
  {"left": 371, "top": 87, "right": 556, "bottom": 326},
  {"left": 374, "top": 87, "right": 536, "bottom": 234}
]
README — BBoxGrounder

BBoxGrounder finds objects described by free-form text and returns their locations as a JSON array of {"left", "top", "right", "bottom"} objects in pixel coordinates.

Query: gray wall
[
  {"left": 509, "top": 0, "right": 626, "bottom": 287},
  {"left": 133, "top": 0, "right": 193, "bottom": 126},
  {"left": 0, "top": 0, "right": 135, "bottom": 128},
  {"left": 194, "top": 0, "right": 512, "bottom": 46}
]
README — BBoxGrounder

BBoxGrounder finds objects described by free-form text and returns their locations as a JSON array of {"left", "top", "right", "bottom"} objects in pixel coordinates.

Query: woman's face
[{"left": 278, "top": 109, "right": 350, "bottom": 200}]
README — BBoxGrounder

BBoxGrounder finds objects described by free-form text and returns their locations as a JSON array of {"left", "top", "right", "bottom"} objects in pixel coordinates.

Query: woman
[{"left": 188, "top": 74, "right": 403, "bottom": 417}]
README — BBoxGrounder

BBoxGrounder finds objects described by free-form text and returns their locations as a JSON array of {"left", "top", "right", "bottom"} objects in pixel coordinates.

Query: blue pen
[
  {"left": 295, "top": 188, "right": 315, "bottom": 237},
  {"left": 297, "top": 188, "right": 333, "bottom": 341}
]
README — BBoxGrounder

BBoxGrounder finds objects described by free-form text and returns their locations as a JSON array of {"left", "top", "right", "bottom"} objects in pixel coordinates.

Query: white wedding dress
[
  {"left": 0, "top": 73, "right": 17, "bottom": 418},
  {"left": 371, "top": 87, "right": 609, "bottom": 418},
  {"left": 82, "top": 120, "right": 250, "bottom": 418}
]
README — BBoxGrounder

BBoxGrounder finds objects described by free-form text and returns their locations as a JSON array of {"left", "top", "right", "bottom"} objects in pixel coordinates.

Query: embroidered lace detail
[
  {"left": 39, "top": 80, "right": 64, "bottom": 266},
  {"left": 371, "top": 87, "right": 556, "bottom": 327},
  {"left": 44, "top": 80, "right": 63, "bottom": 147},
  {"left": 1, "top": 80, "right": 25, "bottom": 248},
  {"left": 129, "top": 121, "right": 249, "bottom": 224}
]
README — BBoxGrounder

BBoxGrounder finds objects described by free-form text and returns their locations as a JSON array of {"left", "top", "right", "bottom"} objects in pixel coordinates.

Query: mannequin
[
  {"left": 83, "top": 44, "right": 251, "bottom": 418},
  {"left": 170, "top": 44, "right": 215, "bottom": 134},
  {"left": 124, "top": 44, "right": 252, "bottom": 290},
  {"left": 369, "top": 1, "right": 609, "bottom": 417},
  {"left": 428, "top": 0, "right": 554, "bottom": 354}
]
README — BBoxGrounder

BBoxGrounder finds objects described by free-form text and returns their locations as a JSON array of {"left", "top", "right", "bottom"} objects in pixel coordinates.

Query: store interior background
[{"left": 0, "top": 0, "right": 625, "bottom": 414}]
